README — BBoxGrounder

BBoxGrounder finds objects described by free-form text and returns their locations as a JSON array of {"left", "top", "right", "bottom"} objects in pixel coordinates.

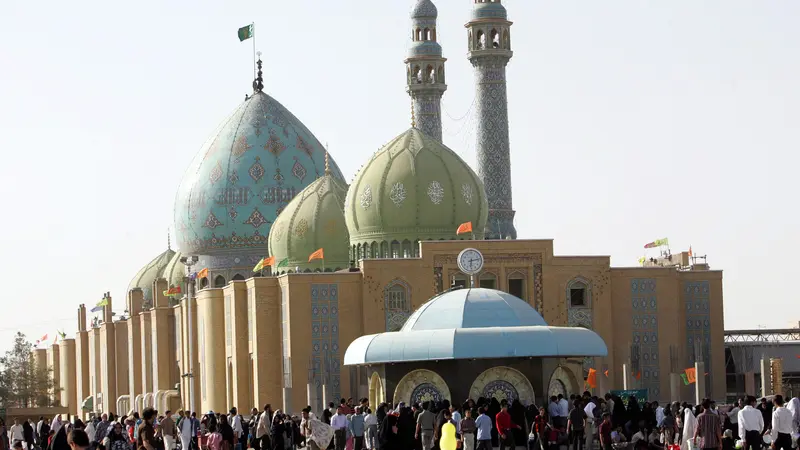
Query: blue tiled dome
[
  {"left": 174, "top": 91, "right": 345, "bottom": 258},
  {"left": 471, "top": 2, "right": 507, "bottom": 20},
  {"left": 412, "top": 0, "right": 438, "bottom": 19},
  {"left": 401, "top": 288, "right": 547, "bottom": 331}
]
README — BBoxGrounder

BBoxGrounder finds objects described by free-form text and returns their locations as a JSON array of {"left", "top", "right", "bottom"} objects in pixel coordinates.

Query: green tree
[{"left": 0, "top": 332, "right": 59, "bottom": 408}]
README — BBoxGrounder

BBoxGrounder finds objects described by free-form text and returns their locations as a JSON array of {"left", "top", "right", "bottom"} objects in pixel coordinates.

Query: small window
[
  {"left": 479, "top": 278, "right": 496, "bottom": 289},
  {"left": 570, "top": 288, "right": 586, "bottom": 306},
  {"left": 509, "top": 278, "right": 524, "bottom": 299}
]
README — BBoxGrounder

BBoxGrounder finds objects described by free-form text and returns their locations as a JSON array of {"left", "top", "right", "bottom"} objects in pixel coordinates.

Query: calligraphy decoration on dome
[
  {"left": 264, "top": 131, "right": 286, "bottom": 156},
  {"left": 462, "top": 183, "right": 474, "bottom": 206},
  {"left": 324, "top": 219, "right": 337, "bottom": 237},
  {"left": 482, "top": 380, "right": 518, "bottom": 403},
  {"left": 243, "top": 208, "right": 269, "bottom": 229},
  {"left": 296, "top": 135, "right": 314, "bottom": 157},
  {"left": 361, "top": 185, "right": 373, "bottom": 209},
  {"left": 231, "top": 136, "right": 253, "bottom": 161},
  {"left": 249, "top": 157, "right": 265, "bottom": 183},
  {"left": 209, "top": 162, "right": 223, "bottom": 184},
  {"left": 390, "top": 182, "right": 407, "bottom": 207},
  {"left": 295, "top": 218, "right": 309, "bottom": 238},
  {"left": 292, "top": 158, "right": 307, "bottom": 182},
  {"left": 203, "top": 212, "right": 223, "bottom": 230},
  {"left": 410, "top": 383, "right": 443, "bottom": 406},
  {"left": 272, "top": 224, "right": 285, "bottom": 242},
  {"left": 427, "top": 181, "right": 444, "bottom": 204}
]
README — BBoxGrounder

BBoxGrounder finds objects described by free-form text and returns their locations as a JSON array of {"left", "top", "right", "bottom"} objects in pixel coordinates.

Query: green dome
[
  {"left": 268, "top": 172, "right": 350, "bottom": 272},
  {"left": 345, "top": 128, "right": 488, "bottom": 254},
  {"left": 128, "top": 248, "right": 177, "bottom": 302},
  {"left": 162, "top": 251, "right": 187, "bottom": 290}
]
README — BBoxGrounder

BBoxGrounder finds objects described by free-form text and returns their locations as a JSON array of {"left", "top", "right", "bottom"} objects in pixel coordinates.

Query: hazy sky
[{"left": 1, "top": 0, "right": 798, "bottom": 352}]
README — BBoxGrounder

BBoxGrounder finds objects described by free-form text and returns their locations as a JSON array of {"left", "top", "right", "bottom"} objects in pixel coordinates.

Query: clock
[{"left": 457, "top": 248, "right": 484, "bottom": 276}]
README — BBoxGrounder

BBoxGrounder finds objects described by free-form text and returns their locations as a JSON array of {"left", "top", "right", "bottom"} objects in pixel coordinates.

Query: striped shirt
[{"left": 696, "top": 411, "right": 722, "bottom": 449}]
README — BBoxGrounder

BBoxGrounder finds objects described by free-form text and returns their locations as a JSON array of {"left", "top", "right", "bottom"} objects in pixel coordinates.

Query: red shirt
[{"left": 495, "top": 410, "right": 514, "bottom": 433}]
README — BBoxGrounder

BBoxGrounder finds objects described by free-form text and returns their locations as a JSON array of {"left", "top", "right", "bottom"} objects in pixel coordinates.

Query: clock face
[{"left": 457, "top": 248, "right": 484, "bottom": 275}]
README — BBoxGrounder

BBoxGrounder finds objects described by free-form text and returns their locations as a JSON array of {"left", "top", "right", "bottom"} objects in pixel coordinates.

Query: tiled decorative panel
[
  {"left": 384, "top": 279, "right": 412, "bottom": 332},
  {"left": 684, "top": 281, "right": 711, "bottom": 397},
  {"left": 311, "top": 284, "right": 341, "bottom": 403},
  {"left": 567, "top": 277, "right": 593, "bottom": 374},
  {"left": 631, "top": 278, "right": 660, "bottom": 398}
]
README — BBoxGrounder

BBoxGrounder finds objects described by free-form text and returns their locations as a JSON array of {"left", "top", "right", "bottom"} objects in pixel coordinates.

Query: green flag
[
  {"left": 96, "top": 298, "right": 108, "bottom": 307},
  {"left": 238, "top": 24, "right": 253, "bottom": 42},
  {"left": 276, "top": 257, "right": 289, "bottom": 268},
  {"left": 680, "top": 373, "right": 689, "bottom": 385}
]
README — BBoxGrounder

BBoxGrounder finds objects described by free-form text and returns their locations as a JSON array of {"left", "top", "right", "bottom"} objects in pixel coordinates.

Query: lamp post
[{"left": 180, "top": 255, "right": 199, "bottom": 414}]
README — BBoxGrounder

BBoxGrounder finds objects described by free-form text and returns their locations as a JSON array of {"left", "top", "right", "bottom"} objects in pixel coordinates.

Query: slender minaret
[
  {"left": 467, "top": 0, "right": 517, "bottom": 239},
  {"left": 406, "top": 0, "right": 447, "bottom": 142}
]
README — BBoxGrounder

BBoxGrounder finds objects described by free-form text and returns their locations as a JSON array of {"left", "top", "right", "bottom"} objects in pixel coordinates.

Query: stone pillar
[
  {"left": 197, "top": 288, "right": 226, "bottom": 414},
  {"left": 89, "top": 327, "right": 101, "bottom": 414},
  {"left": 127, "top": 289, "right": 143, "bottom": 412},
  {"left": 114, "top": 321, "right": 130, "bottom": 402},
  {"left": 75, "top": 304, "right": 90, "bottom": 414},
  {"left": 694, "top": 361, "right": 705, "bottom": 404},
  {"left": 151, "top": 279, "right": 177, "bottom": 392},
  {"left": 248, "top": 277, "right": 282, "bottom": 408},
  {"left": 59, "top": 338, "right": 77, "bottom": 414},
  {"left": 228, "top": 281, "right": 251, "bottom": 411},
  {"left": 622, "top": 364, "right": 631, "bottom": 390},
  {"left": 760, "top": 358, "right": 771, "bottom": 397},
  {"left": 100, "top": 319, "right": 117, "bottom": 413},
  {"left": 770, "top": 359, "right": 783, "bottom": 396},
  {"left": 744, "top": 372, "right": 756, "bottom": 396},
  {"left": 670, "top": 373, "right": 681, "bottom": 403},
  {"left": 140, "top": 311, "right": 153, "bottom": 396},
  {"left": 47, "top": 344, "right": 61, "bottom": 406}
]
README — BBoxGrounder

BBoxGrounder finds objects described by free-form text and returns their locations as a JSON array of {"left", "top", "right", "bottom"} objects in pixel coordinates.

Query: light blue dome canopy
[
  {"left": 344, "top": 288, "right": 608, "bottom": 365},
  {"left": 174, "top": 91, "right": 345, "bottom": 257}
]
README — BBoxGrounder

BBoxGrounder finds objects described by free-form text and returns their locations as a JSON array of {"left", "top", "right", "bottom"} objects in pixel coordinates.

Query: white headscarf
[
  {"left": 786, "top": 397, "right": 800, "bottom": 432},
  {"left": 681, "top": 408, "right": 697, "bottom": 450},
  {"left": 52, "top": 415, "right": 63, "bottom": 435}
]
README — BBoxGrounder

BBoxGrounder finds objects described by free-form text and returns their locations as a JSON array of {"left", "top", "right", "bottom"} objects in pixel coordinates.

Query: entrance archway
[
  {"left": 548, "top": 366, "right": 579, "bottom": 398},
  {"left": 393, "top": 369, "right": 451, "bottom": 405},
  {"left": 369, "top": 372, "right": 385, "bottom": 408},
  {"left": 469, "top": 366, "right": 535, "bottom": 405}
]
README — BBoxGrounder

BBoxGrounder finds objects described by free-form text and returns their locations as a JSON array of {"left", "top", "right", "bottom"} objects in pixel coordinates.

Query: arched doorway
[
  {"left": 469, "top": 366, "right": 535, "bottom": 405},
  {"left": 393, "top": 369, "right": 451, "bottom": 406},
  {"left": 368, "top": 372, "right": 385, "bottom": 408},
  {"left": 548, "top": 366, "right": 579, "bottom": 398}
]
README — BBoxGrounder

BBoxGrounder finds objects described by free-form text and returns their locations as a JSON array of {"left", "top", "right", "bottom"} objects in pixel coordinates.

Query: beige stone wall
[
  {"left": 99, "top": 321, "right": 116, "bottom": 414},
  {"left": 75, "top": 330, "right": 90, "bottom": 411},
  {"left": 225, "top": 280, "right": 251, "bottom": 411},
  {"left": 114, "top": 321, "right": 129, "bottom": 399},
  {"left": 248, "top": 277, "right": 282, "bottom": 409},
  {"left": 58, "top": 338, "right": 77, "bottom": 414},
  {"left": 127, "top": 289, "right": 143, "bottom": 411},
  {"left": 140, "top": 312, "right": 153, "bottom": 395},
  {"left": 88, "top": 327, "right": 100, "bottom": 412}
]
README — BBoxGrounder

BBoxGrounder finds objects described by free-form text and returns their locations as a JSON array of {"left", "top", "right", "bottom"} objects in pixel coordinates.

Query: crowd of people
[{"left": 0, "top": 393, "right": 798, "bottom": 450}]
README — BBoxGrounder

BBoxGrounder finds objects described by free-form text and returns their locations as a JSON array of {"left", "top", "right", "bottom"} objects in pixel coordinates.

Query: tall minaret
[
  {"left": 406, "top": 0, "right": 447, "bottom": 142},
  {"left": 467, "top": 0, "right": 517, "bottom": 239}
]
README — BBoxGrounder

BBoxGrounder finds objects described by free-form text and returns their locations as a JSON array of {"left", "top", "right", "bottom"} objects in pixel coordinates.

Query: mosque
[{"left": 32, "top": 0, "right": 725, "bottom": 417}]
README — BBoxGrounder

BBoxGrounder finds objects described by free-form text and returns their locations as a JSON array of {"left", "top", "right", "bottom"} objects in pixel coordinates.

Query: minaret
[
  {"left": 467, "top": 0, "right": 517, "bottom": 239},
  {"left": 406, "top": 0, "right": 447, "bottom": 142}
]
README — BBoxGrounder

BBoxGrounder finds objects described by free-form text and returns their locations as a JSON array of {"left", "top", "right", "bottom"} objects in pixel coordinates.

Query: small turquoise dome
[
  {"left": 408, "top": 40, "right": 442, "bottom": 58},
  {"left": 174, "top": 91, "right": 346, "bottom": 259},
  {"left": 471, "top": 1, "right": 507, "bottom": 20},
  {"left": 401, "top": 288, "right": 547, "bottom": 331},
  {"left": 412, "top": 0, "right": 437, "bottom": 19}
]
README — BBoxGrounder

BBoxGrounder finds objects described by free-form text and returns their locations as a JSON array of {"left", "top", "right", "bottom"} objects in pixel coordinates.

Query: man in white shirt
[
  {"left": 9, "top": 419, "right": 25, "bottom": 447},
  {"left": 771, "top": 395, "right": 794, "bottom": 450},
  {"left": 738, "top": 396, "right": 765, "bottom": 450},
  {"left": 229, "top": 408, "right": 244, "bottom": 450},
  {"left": 331, "top": 407, "right": 349, "bottom": 450},
  {"left": 654, "top": 401, "right": 665, "bottom": 428},
  {"left": 450, "top": 405, "right": 462, "bottom": 434},
  {"left": 584, "top": 398, "right": 598, "bottom": 450}
]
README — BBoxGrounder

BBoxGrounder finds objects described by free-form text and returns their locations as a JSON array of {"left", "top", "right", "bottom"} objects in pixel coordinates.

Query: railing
[{"left": 724, "top": 328, "right": 800, "bottom": 343}]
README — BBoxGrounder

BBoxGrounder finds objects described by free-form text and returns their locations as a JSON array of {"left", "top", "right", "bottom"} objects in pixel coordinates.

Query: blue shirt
[
  {"left": 475, "top": 414, "right": 493, "bottom": 441},
  {"left": 349, "top": 414, "right": 365, "bottom": 437}
]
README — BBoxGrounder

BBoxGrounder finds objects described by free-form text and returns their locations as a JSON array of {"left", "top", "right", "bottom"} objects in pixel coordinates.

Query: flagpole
[{"left": 252, "top": 22, "right": 256, "bottom": 81}]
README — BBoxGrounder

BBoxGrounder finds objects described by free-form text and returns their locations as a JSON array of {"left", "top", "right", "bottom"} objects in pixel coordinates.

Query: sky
[{"left": 0, "top": 0, "right": 798, "bottom": 353}]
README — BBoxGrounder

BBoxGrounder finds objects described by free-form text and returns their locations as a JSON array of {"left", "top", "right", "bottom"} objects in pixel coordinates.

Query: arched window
[
  {"left": 370, "top": 242, "right": 378, "bottom": 258},
  {"left": 380, "top": 241, "right": 389, "bottom": 258},
  {"left": 490, "top": 29, "right": 500, "bottom": 48},
  {"left": 384, "top": 279, "right": 412, "bottom": 332},
  {"left": 200, "top": 277, "right": 209, "bottom": 289},
  {"left": 232, "top": 274, "right": 245, "bottom": 281},
  {"left": 479, "top": 272, "right": 497, "bottom": 289},
  {"left": 424, "top": 28, "right": 430, "bottom": 40},
  {"left": 507, "top": 271, "right": 526, "bottom": 299},
  {"left": 477, "top": 30, "right": 486, "bottom": 50},
  {"left": 391, "top": 240, "right": 401, "bottom": 258},
  {"left": 214, "top": 275, "right": 226, "bottom": 288},
  {"left": 413, "top": 240, "right": 420, "bottom": 257},
  {"left": 431, "top": 28, "right": 437, "bottom": 41},
  {"left": 402, "top": 240, "right": 412, "bottom": 258},
  {"left": 567, "top": 277, "right": 591, "bottom": 307}
]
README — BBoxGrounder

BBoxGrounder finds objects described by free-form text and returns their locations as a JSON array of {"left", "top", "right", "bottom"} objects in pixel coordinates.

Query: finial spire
[
  {"left": 324, "top": 143, "right": 331, "bottom": 175},
  {"left": 167, "top": 230, "right": 171, "bottom": 250},
  {"left": 252, "top": 51, "right": 264, "bottom": 92},
  {"left": 410, "top": 97, "right": 417, "bottom": 128}
]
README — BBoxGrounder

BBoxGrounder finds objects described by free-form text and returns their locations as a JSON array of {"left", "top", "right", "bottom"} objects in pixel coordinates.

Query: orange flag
[
  {"left": 587, "top": 368, "right": 597, "bottom": 388},
  {"left": 264, "top": 256, "right": 275, "bottom": 266},
  {"left": 456, "top": 222, "right": 473, "bottom": 235},
  {"left": 197, "top": 268, "right": 209, "bottom": 279},
  {"left": 308, "top": 248, "right": 324, "bottom": 262},
  {"left": 604, "top": 369, "right": 609, "bottom": 377},
  {"left": 685, "top": 367, "right": 697, "bottom": 384},
  {"left": 634, "top": 371, "right": 642, "bottom": 380}
]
